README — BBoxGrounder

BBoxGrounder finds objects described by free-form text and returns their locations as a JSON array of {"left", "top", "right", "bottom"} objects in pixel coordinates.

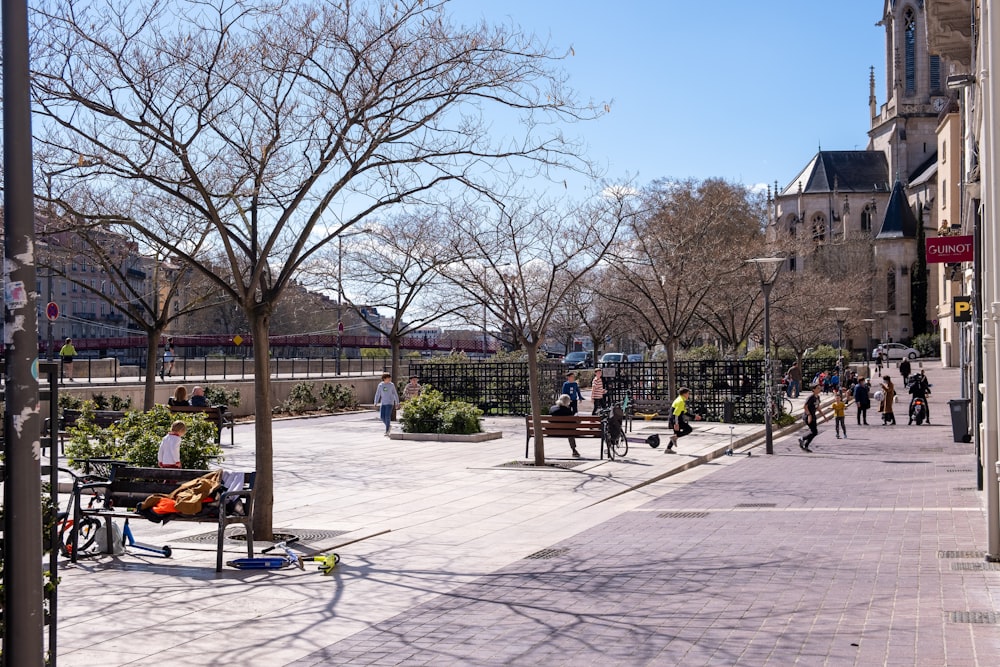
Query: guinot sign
[{"left": 926, "top": 235, "right": 973, "bottom": 263}]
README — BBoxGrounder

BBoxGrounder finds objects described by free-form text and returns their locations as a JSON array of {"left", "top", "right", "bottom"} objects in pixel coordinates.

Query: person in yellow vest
[
  {"left": 668, "top": 387, "right": 699, "bottom": 453},
  {"left": 831, "top": 390, "right": 848, "bottom": 439},
  {"left": 59, "top": 337, "right": 77, "bottom": 382}
]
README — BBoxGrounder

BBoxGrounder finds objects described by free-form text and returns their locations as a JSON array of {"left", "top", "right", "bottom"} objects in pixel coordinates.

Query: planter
[{"left": 388, "top": 431, "right": 502, "bottom": 442}]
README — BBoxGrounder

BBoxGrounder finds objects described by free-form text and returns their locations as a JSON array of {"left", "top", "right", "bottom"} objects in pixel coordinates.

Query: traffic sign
[
  {"left": 338, "top": 320, "right": 344, "bottom": 333},
  {"left": 233, "top": 334, "right": 244, "bottom": 346},
  {"left": 46, "top": 301, "right": 59, "bottom": 321}
]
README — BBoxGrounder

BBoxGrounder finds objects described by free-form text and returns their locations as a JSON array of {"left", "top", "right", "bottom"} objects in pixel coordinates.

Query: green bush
[
  {"left": 64, "top": 404, "right": 222, "bottom": 470},
  {"left": 205, "top": 385, "right": 241, "bottom": 408},
  {"left": 89, "top": 392, "right": 134, "bottom": 410},
  {"left": 58, "top": 393, "right": 83, "bottom": 410},
  {"left": 677, "top": 344, "right": 721, "bottom": 361},
  {"left": 400, "top": 387, "right": 483, "bottom": 434},
  {"left": 275, "top": 381, "right": 317, "bottom": 414},
  {"left": 911, "top": 333, "right": 940, "bottom": 358},
  {"left": 319, "top": 383, "right": 359, "bottom": 410}
]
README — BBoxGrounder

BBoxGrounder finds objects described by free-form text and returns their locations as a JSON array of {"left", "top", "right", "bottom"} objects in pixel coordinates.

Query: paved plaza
[{"left": 52, "top": 367, "right": 1000, "bottom": 665}]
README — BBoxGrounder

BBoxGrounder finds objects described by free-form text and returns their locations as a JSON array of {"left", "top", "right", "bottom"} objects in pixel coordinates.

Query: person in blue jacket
[{"left": 561, "top": 372, "right": 583, "bottom": 414}]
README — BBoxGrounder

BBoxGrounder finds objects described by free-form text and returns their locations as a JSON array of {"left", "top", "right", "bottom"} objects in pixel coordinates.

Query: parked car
[
  {"left": 872, "top": 343, "right": 920, "bottom": 360},
  {"left": 627, "top": 354, "right": 644, "bottom": 363},
  {"left": 561, "top": 351, "right": 593, "bottom": 368},
  {"left": 599, "top": 352, "right": 626, "bottom": 363}
]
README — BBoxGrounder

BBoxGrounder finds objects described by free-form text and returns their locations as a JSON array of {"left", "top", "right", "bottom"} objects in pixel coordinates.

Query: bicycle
[
  {"left": 766, "top": 389, "right": 794, "bottom": 420},
  {"left": 598, "top": 403, "right": 629, "bottom": 460},
  {"left": 47, "top": 466, "right": 107, "bottom": 558}
]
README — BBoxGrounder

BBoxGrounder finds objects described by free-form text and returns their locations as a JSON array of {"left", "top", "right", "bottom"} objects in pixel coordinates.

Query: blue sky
[{"left": 451, "top": 0, "right": 885, "bottom": 192}]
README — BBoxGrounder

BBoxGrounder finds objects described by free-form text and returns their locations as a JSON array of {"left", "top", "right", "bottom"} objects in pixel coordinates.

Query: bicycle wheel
[
  {"left": 611, "top": 432, "right": 629, "bottom": 458},
  {"left": 60, "top": 517, "right": 102, "bottom": 557},
  {"left": 781, "top": 396, "right": 794, "bottom": 416}
]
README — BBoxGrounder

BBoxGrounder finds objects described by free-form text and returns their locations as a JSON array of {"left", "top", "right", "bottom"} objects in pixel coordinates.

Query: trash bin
[
  {"left": 949, "top": 398, "right": 972, "bottom": 443},
  {"left": 723, "top": 400, "right": 734, "bottom": 424}
]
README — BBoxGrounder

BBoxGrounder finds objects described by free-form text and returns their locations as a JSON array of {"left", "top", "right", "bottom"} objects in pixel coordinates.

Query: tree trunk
[
  {"left": 249, "top": 311, "right": 275, "bottom": 541},
  {"left": 525, "top": 340, "right": 547, "bottom": 465},
  {"left": 143, "top": 329, "right": 163, "bottom": 410},
  {"left": 666, "top": 337, "right": 678, "bottom": 400},
  {"left": 390, "top": 335, "right": 402, "bottom": 384}
]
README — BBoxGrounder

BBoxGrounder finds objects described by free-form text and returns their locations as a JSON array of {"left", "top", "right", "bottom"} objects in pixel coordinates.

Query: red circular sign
[{"left": 46, "top": 302, "right": 59, "bottom": 321}]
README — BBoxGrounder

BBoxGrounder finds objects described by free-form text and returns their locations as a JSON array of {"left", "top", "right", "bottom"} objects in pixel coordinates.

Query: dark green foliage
[
  {"left": 319, "top": 383, "right": 359, "bottom": 410},
  {"left": 64, "top": 403, "right": 222, "bottom": 469},
  {"left": 275, "top": 381, "right": 317, "bottom": 414},
  {"left": 912, "top": 206, "right": 928, "bottom": 336},
  {"left": 911, "top": 332, "right": 940, "bottom": 358},
  {"left": 205, "top": 385, "right": 241, "bottom": 408},
  {"left": 400, "top": 387, "right": 483, "bottom": 435}
]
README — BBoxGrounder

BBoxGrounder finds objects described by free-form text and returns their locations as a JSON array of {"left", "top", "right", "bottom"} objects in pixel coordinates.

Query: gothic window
[
  {"left": 887, "top": 266, "right": 897, "bottom": 312},
  {"left": 904, "top": 9, "right": 917, "bottom": 95},
  {"left": 861, "top": 203, "right": 876, "bottom": 232},
  {"left": 930, "top": 55, "right": 941, "bottom": 93},
  {"left": 811, "top": 213, "right": 826, "bottom": 242}
]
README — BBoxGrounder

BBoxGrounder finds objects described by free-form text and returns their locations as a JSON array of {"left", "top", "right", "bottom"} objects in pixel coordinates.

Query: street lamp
[
  {"left": 874, "top": 310, "right": 888, "bottom": 346},
  {"left": 829, "top": 307, "right": 850, "bottom": 372},
  {"left": 860, "top": 318, "right": 875, "bottom": 374},
  {"left": 747, "top": 256, "right": 784, "bottom": 455}
]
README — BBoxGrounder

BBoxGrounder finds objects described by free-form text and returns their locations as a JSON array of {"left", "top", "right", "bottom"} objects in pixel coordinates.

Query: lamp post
[
  {"left": 336, "top": 236, "right": 344, "bottom": 375},
  {"left": 482, "top": 301, "right": 488, "bottom": 358},
  {"left": 747, "top": 256, "right": 784, "bottom": 455},
  {"left": 860, "top": 318, "right": 875, "bottom": 375},
  {"left": 874, "top": 309, "right": 888, "bottom": 346},
  {"left": 829, "top": 307, "right": 850, "bottom": 372}
]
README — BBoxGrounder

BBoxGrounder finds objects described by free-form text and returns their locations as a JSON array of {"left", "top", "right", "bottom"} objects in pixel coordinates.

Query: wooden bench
[
  {"left": 524, "top": 414, "right": 605, "bottom": 459},
  {"left": 72, "top": 464, "right": 255, "bottom": 571},
  {"left": 169, "top": 405, "right": 235, "bottom": 446}
]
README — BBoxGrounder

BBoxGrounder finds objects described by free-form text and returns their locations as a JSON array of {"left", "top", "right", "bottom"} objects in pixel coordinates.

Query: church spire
[{"left": 869, "top": 66, "right": 877, "bottom": 121}]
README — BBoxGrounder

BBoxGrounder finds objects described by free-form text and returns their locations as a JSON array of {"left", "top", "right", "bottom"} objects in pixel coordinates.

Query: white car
[
  {"left": 872, "top": 343, "right": 919, "bottom": 360},
  {"left": 599, "top": 352, "right": 626, "bottom": 363}
]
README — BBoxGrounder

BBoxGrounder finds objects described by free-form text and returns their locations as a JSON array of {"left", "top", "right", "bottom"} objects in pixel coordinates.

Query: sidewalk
[{"left": 53, "top": 367, "right": 1000, "bottom": 666}]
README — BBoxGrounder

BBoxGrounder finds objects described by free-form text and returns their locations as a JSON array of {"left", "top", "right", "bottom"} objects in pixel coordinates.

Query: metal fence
[{"left": 409, "top": 362, "right": 567, "bottom": 416}]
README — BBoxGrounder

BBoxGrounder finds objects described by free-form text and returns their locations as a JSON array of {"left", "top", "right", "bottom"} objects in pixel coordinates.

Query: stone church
[{"left": 768, "top": 1, "right": 952, "bottom": 352}]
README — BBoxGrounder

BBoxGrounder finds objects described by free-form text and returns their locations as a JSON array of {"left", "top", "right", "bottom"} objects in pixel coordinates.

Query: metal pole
[
  {"left": 763, "top": 282, "right": 774, "bottom": 455},
  {"left": 336, "top": 236, "right": 342, "bottom": 375},
  {"left": 482, "top": 301, "right": 488, "bottom": 358},
  {"left": 3, "top": 0, "right": 46, "bottom": 660}
]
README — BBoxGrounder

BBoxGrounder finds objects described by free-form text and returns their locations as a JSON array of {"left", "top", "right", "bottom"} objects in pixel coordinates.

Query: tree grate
[
  {"left": 951, "top": 562, "right": 1000, "bottom": 571},
  {"left": 945, "top": 469, "right": 973, "bottom": 473},
  {"left": 657, "top": 511, "right": 710, "bottom": 519},
  {"left": 524, "top": 547, "right": 570, "bottom": 560},
  {"left": 735, "top": 503, "right": 776, "bottom": 508},
  {"left": 938, "top": 550, "right": 986, "bottom": 559},
  {"left": 954, "top": 487, "right": 979, "bottom": 491},
  {"left": 496, "top": 460, "right": 588, "bottom": 469},
  {"left": 947, "top": 611, "right": 998, "bottom": 624},
  {"left": 175, "top": 528, "right": 350, "bottom": 544}
]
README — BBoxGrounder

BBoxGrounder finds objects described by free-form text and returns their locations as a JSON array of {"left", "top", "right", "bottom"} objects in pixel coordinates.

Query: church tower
[{"left": 868, "top": 1, "right": 947, "bottom": 181}]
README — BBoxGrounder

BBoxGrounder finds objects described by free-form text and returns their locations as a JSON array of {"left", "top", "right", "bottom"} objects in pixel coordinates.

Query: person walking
[
  {"left": 786, "top": 361, "right": 802, "bottom": 398},
  {"left": 879, "top": 375, "right": 897, "bottom": 425},
  {"left": 561, "top": 372, "right": 583, "bottom": 414},
  {"left": 798, "top": 383, "right": 827, "bottom": 452},
  {"left": 852, "top": 378, "right": 871, "bottom": 425},
  {"left": 59, "top": 337, "right": 77, "bottom": 382},
  {"left": 401, "top": 376, "right": 422, "bottom": 402},
  {"left": 161, "top": 338, "right": 176, "bottom": 379},
  {"left": 374, "top": 373, "right": 400, "bottom": 436},
  {"left": 875, "top": 349, "right": 885, "bottom": 375},
  {"left": 549, "top": 394, "right": 580, "bottom": 458},
  {"left": 667, "top": 387, "right": 696, "bottom": 453},
  {"left": 831, "top": 390, "right": 848, "bottom": 439},
  {"left": 590, "top": 368, "right": 607, "bottom": 414},
  {"left": 899, "top": 357, "right": 912, "bottom": 388}
]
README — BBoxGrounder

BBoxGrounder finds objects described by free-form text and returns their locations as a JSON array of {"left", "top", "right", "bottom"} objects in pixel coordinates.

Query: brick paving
[{"left": 291, "top": 371, "right": 1000, "bottom": 666}]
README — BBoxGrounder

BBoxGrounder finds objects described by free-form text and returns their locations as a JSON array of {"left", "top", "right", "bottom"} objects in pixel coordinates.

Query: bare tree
[
  {"left": 32, "top": 0, "right": 598, "bottom": 537},
  {"left": 446, "top": 192, "right": 625, "bottom": 465},
  {"left": 327, "top": 209, "right": 475, "bottom": 381},
  {"left": 606, "top": 179, "right": 765, "bottom": 396},
  {"left": 695, "top": 262, "right": 766, "bottom": 356}
]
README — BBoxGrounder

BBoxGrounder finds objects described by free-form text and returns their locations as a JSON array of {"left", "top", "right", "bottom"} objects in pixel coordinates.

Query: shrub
[
  {"left": 58, "top": 393, "right": 83, "bottom": 410},
  {"left": 64, "top": 404, "right": 222, "bottom": 469},
  {"left": 677, "top": 344, "right": 721, "bottom": 361},
  {"left": 400, "top": 387, "right": 483, "bottom": 434},
  {"left": 319, "top": 383, "right": 359, "bottom": 410},
  {"left": 275, "top": 381, "right": 317, "bottom": 414},
  {"left": 911, "top": 333, "right": 940, "bottom": 358},
  {"left": 205, "top": 385, "right": 241, "bottom": 408}
]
